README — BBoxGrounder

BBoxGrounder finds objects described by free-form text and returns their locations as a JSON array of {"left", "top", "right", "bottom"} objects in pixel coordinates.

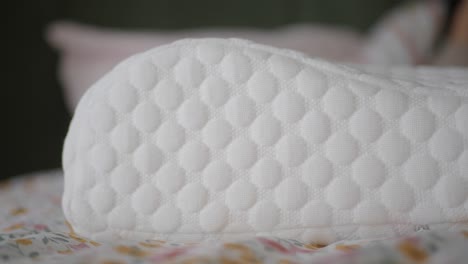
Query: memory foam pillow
[{"left": 62, "top": 38, "right": 468, "bottom": 243}]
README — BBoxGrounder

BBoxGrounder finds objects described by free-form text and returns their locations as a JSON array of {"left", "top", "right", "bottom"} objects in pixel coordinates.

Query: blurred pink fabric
[
  {"left": 47, "top": 22, "right": 363, "bottom": 111},
  {"left": 47, "top": 1, "right": 452, "bottom": 112}
]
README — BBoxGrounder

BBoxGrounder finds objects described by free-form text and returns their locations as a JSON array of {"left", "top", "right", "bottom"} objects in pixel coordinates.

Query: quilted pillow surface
[{"left": 62, "top": 38, "right": 468, "bottom": 243}]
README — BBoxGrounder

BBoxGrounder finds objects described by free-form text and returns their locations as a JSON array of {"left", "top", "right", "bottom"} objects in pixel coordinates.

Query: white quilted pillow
[{"left": 62, "top": 38, "right": 468, "bottom": 243}]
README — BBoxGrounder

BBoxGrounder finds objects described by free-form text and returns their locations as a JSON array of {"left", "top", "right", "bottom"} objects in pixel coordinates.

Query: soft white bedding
[
  {"left": 62, "top": 38, "right": 468, "bottom": 244},
  {"left": 354, "top": 65, "right": 468, "bottom": 93}
]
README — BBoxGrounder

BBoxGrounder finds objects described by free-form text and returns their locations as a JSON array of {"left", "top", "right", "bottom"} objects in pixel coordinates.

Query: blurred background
[{"left": 4, "top": 0, "right": 466, "bottom": 179}]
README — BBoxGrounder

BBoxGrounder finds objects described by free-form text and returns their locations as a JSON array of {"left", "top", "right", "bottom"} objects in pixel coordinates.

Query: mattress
[{"left": 1, "top": 170, "right": 468, "bottom": 263}]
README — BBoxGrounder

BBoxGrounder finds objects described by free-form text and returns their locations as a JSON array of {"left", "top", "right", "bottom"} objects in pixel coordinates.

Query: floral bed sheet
[{"left": 1, "top": 170, "right": 467, "bottom": 264}]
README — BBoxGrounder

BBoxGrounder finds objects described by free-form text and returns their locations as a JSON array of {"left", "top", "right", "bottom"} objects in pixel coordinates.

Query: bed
[
  {"left": 3, "top": 2, "right": 468, "bottom": 262},
  {"left": 3, "top": 36, "right": 468, "bottom": 262}
]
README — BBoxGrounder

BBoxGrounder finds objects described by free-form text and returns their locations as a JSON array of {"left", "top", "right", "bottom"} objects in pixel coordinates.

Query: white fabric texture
[{"left": 62, "top": 38, "right": 468, "bottom": 244}]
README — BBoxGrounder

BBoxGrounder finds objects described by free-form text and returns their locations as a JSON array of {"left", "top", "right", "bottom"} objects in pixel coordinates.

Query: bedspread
[{"left": 1, "top": 170, "right": 468, "bottom": 263}]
